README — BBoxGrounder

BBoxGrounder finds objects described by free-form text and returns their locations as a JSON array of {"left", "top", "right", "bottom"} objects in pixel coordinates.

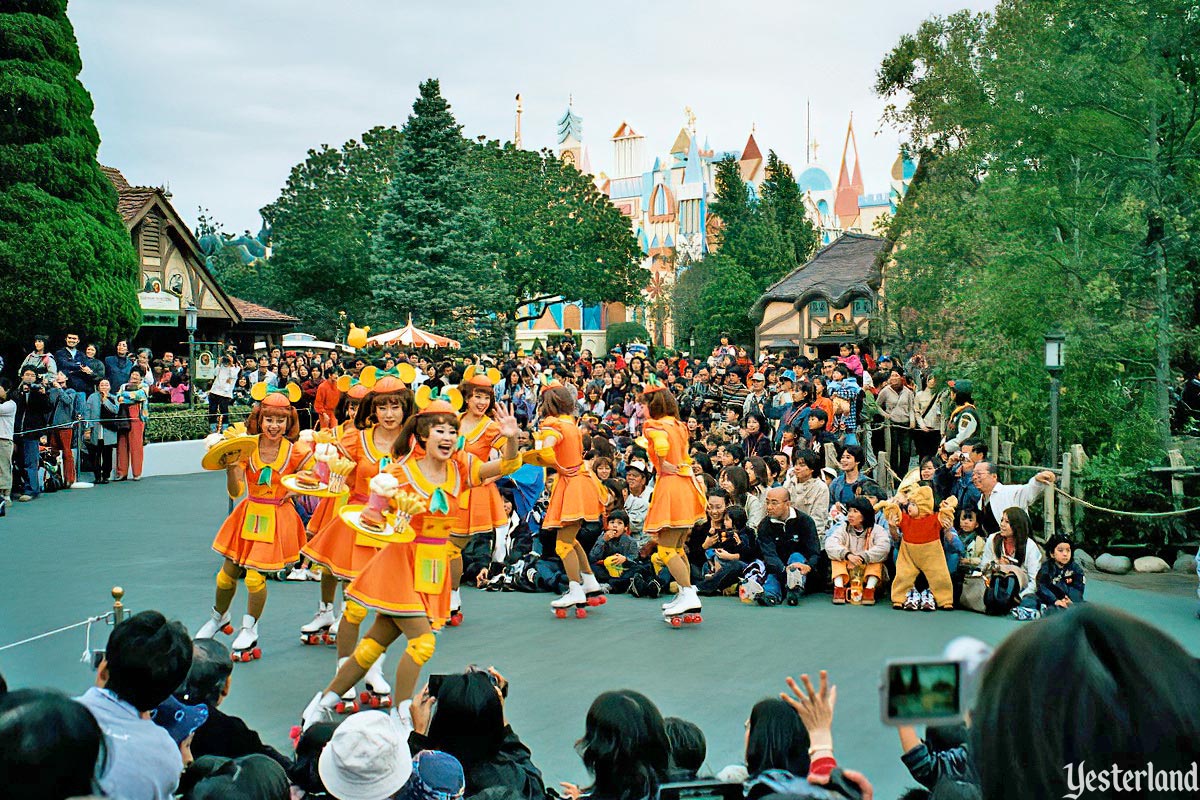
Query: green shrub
[
  {"left": 606, "top": 322, "right": 652, "bottom": 353},
  {"left": 145, "top": 404, "right": 252, "bottom": 444}
]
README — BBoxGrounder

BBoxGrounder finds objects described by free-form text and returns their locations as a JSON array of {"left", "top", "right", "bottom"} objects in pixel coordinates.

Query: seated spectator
[
  {"left": 755, "top": 487, "right": 820, "bottom": 606},
  {"left": 411, "top": 668, "right": 545, "bottom": 799},
  {"left": 148, "top": 694, "right": 208, "bottom": 767},
  {"left": 176, "top": 638, "right": 292, "bottom": 769},
  {"left": 589, "top": 510, "right": 642, "bottom": 593},
  {"left": 1033, "top": 534, "right": 1085, "bottom": 615},
  {"left": 572, "top": 690, "right": 670, "bottom": 800},
  {"left": 696, "top": 506, "right": 756, "bottom": 596},
  {"left": 318, "top": 711, "right": 413, "bottom": 800},
  {"left": 395, "top": 750, "right": 467, "bottom": 800},
  {"left": 77, "top": 609, "right": 194, "bottom": 799},
  {"left": 971, "top": 605, "right": 1200, "bottom": 800},
  {"left": 978, "top": 507, "right": 1042, "bottom": 617},
  {"left": 824, "top": 497, "right": 890, "bottom": 605},
  {"left": 664, "top": 717, "right": 707, "bottom": 782},
  {"left": 724, "top": 698, "right": 810, "bottom": 794},
  {"left": 289, "top": 721, "right": 339, "bottom": 799},
  {"left": 621, "top": 467, "right": 650, "bottom": 537},
  {"left": 0, "top": 688, "right": 105, "bottom": 800},
  {"left": 785, "top": 449, "right": 830, "bottom": 534},
  {"left": 179, "top": 754, "right": 290, "bottom": 800}
]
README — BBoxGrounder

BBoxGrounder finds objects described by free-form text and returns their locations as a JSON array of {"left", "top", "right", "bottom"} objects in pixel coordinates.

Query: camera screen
[{"left": 886, "top": 661, "right": 961, "bottom": 720}]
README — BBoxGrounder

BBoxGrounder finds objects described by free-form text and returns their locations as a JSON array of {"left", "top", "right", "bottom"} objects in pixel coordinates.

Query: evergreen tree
[
  {"left": 0, "top": 0, "right": 140, "bottom": 353},
  {"left": 370, "top": 79, "right": 500, "bottom": 340},
  {"left": 761, "top": 150, "right": 819, "bottom": 267}
]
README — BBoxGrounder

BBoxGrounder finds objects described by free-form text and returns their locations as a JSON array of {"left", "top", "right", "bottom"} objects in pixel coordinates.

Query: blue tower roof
[
  {"left": 557, "top": 106, "right": 583, "bottom": 145},
  {"left": 682, "top": 134, "right": 703, "bottom": 184},
  {"left": 798, "top": 166, "right": 833, "bottom": 192}
]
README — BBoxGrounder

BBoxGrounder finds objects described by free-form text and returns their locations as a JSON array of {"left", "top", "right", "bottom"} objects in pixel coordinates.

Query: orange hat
[
  {"left": 335, "top": 374, "right": 371, "bottom": 400},
  {"left": 538, "top": 373, "right": 563, "bottom": 394},
  {"left": 642, "top": 373, "right": 667, "bottom": 394},
  {"left": 359, "top": 364, "right": 416, "bottom": 395},
  {"left": 415, "top": 384, "right": 463, "bottom": 416},
  {"left": 462, "top": 365, "right": 502, "bottom": 389},
  {"left": 251, "top": 381, "right": 302, "bottom": 407}
]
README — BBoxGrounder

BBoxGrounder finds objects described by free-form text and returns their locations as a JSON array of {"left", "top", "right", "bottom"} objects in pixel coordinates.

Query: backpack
[{"left": 984, "top": 571, "right": 1022, "bottom": 615}]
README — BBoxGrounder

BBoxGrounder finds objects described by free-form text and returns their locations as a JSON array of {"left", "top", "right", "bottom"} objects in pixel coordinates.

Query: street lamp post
[
  {"left": 1044, "top": 327, "right": 1066, "bottom": 466},
  {"left": 689, "top": 330, "right": 696, "bottom": 353},
  {"left": 186, "top": 302, "right": 198, "bottom": 409}
]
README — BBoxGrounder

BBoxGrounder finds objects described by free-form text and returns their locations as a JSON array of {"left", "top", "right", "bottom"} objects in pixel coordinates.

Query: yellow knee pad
[
  {"left": 446, "top": 542, "right": 464, "bottom": 561},
  {"left": 404, "top": 632, "right": 436, "bottom": 666},
  {"left": 215, "top": 570, "right": 236, "bottom": 591},
  {"left": 353, "top": 637, "right": 386, "bottom": 670},
  {"left": 244, "top": 569, "right": 266, "bottom": 593},
  {"left": 554, "top": 539, "right": 575, "bottom": 560},
  {"left": 657, "top": 545, "right": 685, "bottom": 563},
  {"left": 342, "top": 601, "right": 367, "bottom": 625}
]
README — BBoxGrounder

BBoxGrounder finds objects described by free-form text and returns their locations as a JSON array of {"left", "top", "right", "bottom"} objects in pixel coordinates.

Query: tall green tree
[
  {"left": 761, "top": 151, "right": 819, "bottom": 267},
  {"left": 370, "top": 80, "right": 499, "bottom": 342},
  {"left": 0, "top": 0, "right": 140, "bottom": 352},
  {"left": 260, "top": 125, "right": 404, "bottom": 339},
  {"left": 471, "top": 141, "right": 644, "bottom": 325},
  {"left": 877, "top": 0, "right": 1200, "bottom": 472}
]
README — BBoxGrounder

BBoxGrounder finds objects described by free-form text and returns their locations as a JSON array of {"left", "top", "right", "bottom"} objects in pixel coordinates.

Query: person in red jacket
[{"left": 314, "top": 367, "right": 341, "bottom": 430}]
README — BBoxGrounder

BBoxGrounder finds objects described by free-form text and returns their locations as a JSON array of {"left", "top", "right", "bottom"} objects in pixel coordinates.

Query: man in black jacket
[
  {"left": 176, "top": 638, "right": 290, "bottom": 770},
  {"left": 757, "top": 487, "right": 820, "bottom": 606},
  {"left": 54, "top": 332, "right": 94, "bottom": 394},
  {"left": 15, "top": 367, "right": 49, "bottom": 501}
]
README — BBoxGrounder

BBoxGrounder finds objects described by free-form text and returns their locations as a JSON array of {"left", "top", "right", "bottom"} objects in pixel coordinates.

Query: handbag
[
  {"left": 960, "top": 572, "right": 988, "bottom": 613},
  {"left": 105, "top": 403, "right": 132, "bottom": 433}
]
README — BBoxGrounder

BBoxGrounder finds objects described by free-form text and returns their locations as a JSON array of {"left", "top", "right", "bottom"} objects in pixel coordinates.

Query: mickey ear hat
[
  {"left": 359, "top": 364, "right": 417, "bottom": 395},
  {"left": 252, "top": 381, "right": 302, "bottom": 407},
  {"left": 538, "top": 373, "right": 563, "bottom": 394},
  {"left": 415, "top": 384, "right": 463, "bottom": 416},
  {"left": 463, "top": 365, "right": 502, "bottom": 389}
]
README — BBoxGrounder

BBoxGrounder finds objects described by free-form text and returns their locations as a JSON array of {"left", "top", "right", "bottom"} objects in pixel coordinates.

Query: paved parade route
[{"left": 4, "top": 473, "right": 1197, "bottom": 797}]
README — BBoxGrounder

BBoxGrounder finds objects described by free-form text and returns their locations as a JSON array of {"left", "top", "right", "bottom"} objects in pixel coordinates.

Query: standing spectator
[
  {"left": 313, "top": 367, "right": 341, "bottom": 430},
  {"left": 208, "top": 353, "right": 239, "bottom": 432},
  {"left": 14, "top": 367, "right": 49, "bottom": 502},
  {"left": 77, "top": 610, "right": 194, "bottom": 800},
  {"left": 912, "top": 373, "right": 947, "bottom": 462},
  {"left": 877, "top": 367, "right": 916, "bottom": 477},
  {"left": 78, "top": 343, "right": 106, "bottom": 394},
  {"left": 20, "top": 334, "right": 58, "bottom": 380},
  {"left": 105, "top": 339, "right": 134, "bottom": 388},
  {"left": 47, "top": 372, "right": 79, "bottom": 488},
  {"left": 54, "top": 331, "right": 93, "bottom": 394},
  {"left": 85, "top": 378, "right": 119, "bottom": 484},
  {"left": 115, "top": 368, "right": 150, "bottom": 481},
  {"left": 134, "top": 349, "right": 153, "bottom": 383},
  {"left": 0, "top": 379, "right": 13, "bottom": 510}
]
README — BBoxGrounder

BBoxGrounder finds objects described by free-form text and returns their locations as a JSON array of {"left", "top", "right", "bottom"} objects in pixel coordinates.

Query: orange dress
[
  {"left": 540, "top": 415, "right": 606, "bottom": 529},
  {"left": 302, "top": 426, "right": 394, "bottom": 581},
  {"left": 345, "top": 452, "right": 482, "bottom": 625},
  {"left": 305, "top": 422, "right": 356, "bottom": 536},
  {"left": 211, "top": 440, "right": 311, "bottom": 571},
  {"left": 452, "top": 415, "right": 507, "bottom": 535},
  {"left": 642, "top": 416, "right": 706, "bottom": 532}
]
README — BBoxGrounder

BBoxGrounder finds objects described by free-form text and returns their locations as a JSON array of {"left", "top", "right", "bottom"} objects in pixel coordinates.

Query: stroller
[{"left": 39, "top": 442, "right": 67, "bottom": 494}]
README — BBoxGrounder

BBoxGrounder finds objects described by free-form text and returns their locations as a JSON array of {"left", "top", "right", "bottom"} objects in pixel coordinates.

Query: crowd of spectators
[{"left": 1, "top": 602, "right": 1197, "bottom": 800}]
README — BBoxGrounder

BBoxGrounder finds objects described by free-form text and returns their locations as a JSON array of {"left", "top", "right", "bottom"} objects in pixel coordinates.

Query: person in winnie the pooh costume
[{"left": 881, "top": 484, "right": 956, "bottom": 611}]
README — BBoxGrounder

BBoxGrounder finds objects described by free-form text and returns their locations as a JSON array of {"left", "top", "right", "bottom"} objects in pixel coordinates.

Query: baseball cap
[
  {"left": 749, "top": 372, "right": 766, "bottom": 382},
  {"left": 319, "top": 711, "right": 413, "bottom": 800},
  {"left": 394, "top": 750, "right": 466, "bottom": 800}
]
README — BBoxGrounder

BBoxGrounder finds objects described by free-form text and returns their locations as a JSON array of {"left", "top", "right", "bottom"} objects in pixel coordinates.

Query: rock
[
  {"left": 1094, "top": 553, "right": 1132, "bottom": 574},
  {"left": 1133, "top": 556, "right": 1170, "bottom": 574},
  {"left": 1172, "top": 553, "right": 1197, "bottom": 574},
  {"left": 1075, "top": 548, "right": 1095, "bottom": 570}
]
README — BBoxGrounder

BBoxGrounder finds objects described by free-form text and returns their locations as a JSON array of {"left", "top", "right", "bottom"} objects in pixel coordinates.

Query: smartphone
[
  {"left": 879, "top": 658, "right": 967, "bottom": 727},
  {"left": 426, "top": 673, "right": 450, "bottom": 698},
  {"left": 90, "top": 649, "right": 106, "bottom": 670}
]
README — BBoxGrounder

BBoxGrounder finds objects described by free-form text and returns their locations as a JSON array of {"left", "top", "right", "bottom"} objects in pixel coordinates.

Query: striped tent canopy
[{"left": 365, "top": 315, "right": 461, "bottom": 349}]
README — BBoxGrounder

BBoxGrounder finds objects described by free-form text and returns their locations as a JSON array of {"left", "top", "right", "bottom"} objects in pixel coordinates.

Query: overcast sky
[{"left": 72, "top": 0, "right": 994, "bottom": 234}]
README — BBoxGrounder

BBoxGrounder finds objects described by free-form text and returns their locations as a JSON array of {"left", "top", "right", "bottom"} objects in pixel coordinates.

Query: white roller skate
[
  {"left": 580, "top": 572, "right": 608, "bottom": 607},
  {"left": 301, "top": 690, "right": 340, "bottom": 730},
  {"left": 332, "top": 657, "right": 360, "bottom": 714},
  {"left": 551, "top": 581, "right": 588, "bottom": 619},
  {"left": 230, "top": 615, "right": 262, "bottom": 662},
  {"left": 300, "top": 602, "right": 336, "bottom": 645},
  {"left": 448, "top": 589, "right": 464, "bottom": 627},
  {"left": 360, "top": 654, "right": 392, "bottom": 709},
  {"left": 195, "top": 607, "right": 233, "bottom": 640},
  {"left": 663, "top": 586, "right": 703, "bottom": 628}
]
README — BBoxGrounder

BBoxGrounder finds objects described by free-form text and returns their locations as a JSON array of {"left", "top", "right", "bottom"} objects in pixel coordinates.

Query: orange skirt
[
  {"left": 644, "top": 473, "right": 706, "bottom": 533},
  {"left": 301, "top": 515, "right": 387, "bottom": 581},
  {"left": 543, "top": 471, "right": 606, "bottom": 529},
  {"left": 345, "top": 542, "right": 451, "bottom": 625},
  {"left": 305, "top": 495, "right": 340, "bottom": 536},
  {"left": 452, "top": 483, "right": 507, "bottom": 535},
  {"left": 211, "top": 499, "right": 306, "bottom": 572}
]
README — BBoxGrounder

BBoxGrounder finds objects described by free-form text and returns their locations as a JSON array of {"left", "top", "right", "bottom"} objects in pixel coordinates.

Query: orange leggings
[{"left": 116, "top": 418, "right": 144, "bottom": 479}]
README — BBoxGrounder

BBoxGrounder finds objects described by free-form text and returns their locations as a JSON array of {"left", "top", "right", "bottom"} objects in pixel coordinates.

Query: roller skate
[
  {"left": 195, "top": 607, "right": 233, "bottom": 640},
  {"left": 299, "top": 602, "right": 336, "bottom": 645},
  {"left": 301, "top": 690, "right": 340, "bottom": 731},
  {"left": 359, "top": 655, "right": 393, "bottom": 709},
  {"left": 580, "top": 572, "right": 608, "bottom": 607},
  {"left": 333, "top": 658, "right": 360, "bottom": 714},
  {"left": 663, "top": 587, "right": 703, "bottom": 628},
  {"left": 448, "top": 589, "right": 464, "bottom": 627},
  {"left": 230, "top": 615, "right": 262, "bottom": 662},
  {"left": 551, "top": 581, "right": 588, "bottom": 619}
]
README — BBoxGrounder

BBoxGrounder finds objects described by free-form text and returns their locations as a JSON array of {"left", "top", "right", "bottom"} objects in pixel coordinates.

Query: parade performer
[
  {"left": 196, "top": 382, "right": 312, "bottom": 661},
  {"left": 300, "top": 387, "right": 522, "bottom": 729},
  {"left": 300, "top": 375, "right": 370, "bottom": 546},
  {"left": 639, "top": 377, "right": 707, "bottom": 625},
  {"left": 300, "top": 365, "right": 415, "bottom": 710},
  {"left": 446, "top": 365, "right": 509, "bottom": 626},
  {"left": 529, "top": 378, "right": 609, "bottom": 617}
]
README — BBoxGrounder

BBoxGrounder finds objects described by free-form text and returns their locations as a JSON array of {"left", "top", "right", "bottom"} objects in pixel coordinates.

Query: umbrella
[{"left": 365, "top": 314, "right": 461, "bottom": 349}]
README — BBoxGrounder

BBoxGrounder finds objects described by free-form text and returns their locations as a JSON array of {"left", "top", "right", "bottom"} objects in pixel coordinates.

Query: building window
[
  {"left": 809, "top": 300, "right": 828, "bottom": 318},
  {"left": 852, "top": 297, "right": 874, "bottom": 316}
]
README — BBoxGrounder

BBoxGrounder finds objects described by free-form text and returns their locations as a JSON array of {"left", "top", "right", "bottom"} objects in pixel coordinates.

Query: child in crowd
[
  {"left": 588, "top": 510, "right": 641, "bottom": 593},
  {"left": 823, "top": 497, "right": 890, "bottom": 605},
  {"left": 697, "top": 506, "right": 756, "bottom": 596},
  {"left": 1033, "top": 534, "right": 1085, "bottom": 615}
]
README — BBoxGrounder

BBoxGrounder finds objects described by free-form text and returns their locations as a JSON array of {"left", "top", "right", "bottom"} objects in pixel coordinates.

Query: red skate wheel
[
  {"left": 230, "top": 652, "right": 238, "bottom": 662},
  {"left": 369, "top": 696, "right": 381, "bottom": 708},
  {"left": 359, "top": 691, "right": 371, "bottom": 704},
  {"left": 221, "top": 624, "right": 234, "bottom": 635},
  {"left": 693, "top": 615, "right": 703, "bottom": 623},
  {"left": 252, "top": 647, "right": 262, "bottom": 659},
  {"left": 554, "top": 608, "right": 567, "bottom": 618},
  {"left": 288, "top": 725, "right": 302, "bottom": 746},
  {"left": 449, "top": 613, "right": 462, "bottom": 626},
  {"left": 335, "top": 701, "right": 347, "bottom": 714},
  {"left": 575, "top": 607, "right": 587, "bottom": 619},
  {"left": 670, "top": 617, "right": 682, "bottom": 627},
  {"left": 598, "top": 595, "right": 607, "bottom": 605}
]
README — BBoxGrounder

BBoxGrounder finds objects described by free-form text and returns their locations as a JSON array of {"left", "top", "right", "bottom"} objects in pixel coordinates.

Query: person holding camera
[
  {"left": 14, "top": 367, "right": 50, "bottom": 501},
  {"left": 409, "top": 667, "right": 545, "bottom": 799},
  {"left": 208, "top": 354, "right": 240, "bottom": 433}
]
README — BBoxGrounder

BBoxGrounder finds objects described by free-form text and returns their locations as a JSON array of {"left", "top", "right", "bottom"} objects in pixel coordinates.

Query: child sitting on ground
[
  {"left": 1033, "top": 534, "right": 1085, "bottom": 614},
  {"left": 697, "top": 506, "right": 756, "bottom": 596},
  {"left": 588, "top": 510, "right": 641, "bottom": 593},
  {"left": 824, "top": 496, "right": 890, "bottom": 605}
]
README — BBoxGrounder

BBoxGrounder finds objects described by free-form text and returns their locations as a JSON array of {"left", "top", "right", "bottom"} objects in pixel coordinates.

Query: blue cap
[
  {"left": 150, "top": 695, "right": 208, "bottom": 745},
  {"left": 396, "top": 750, "right": 465, "bottom": 800},
  {"left": 781, "top": 370, "right": 796, "bottom": 382}
]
